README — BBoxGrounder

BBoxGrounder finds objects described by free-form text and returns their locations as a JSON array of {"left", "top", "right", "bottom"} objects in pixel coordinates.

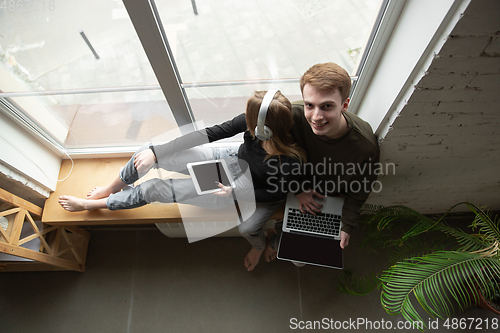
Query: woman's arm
[
  {"left": 136, "top": 114, "right": 246, "bottom": 172},
  {"left": 134, "top": 148, "right": 157, "bottom": 173},
  {"left": 154, "top": 113, "right": 246, "bottom": 158}
]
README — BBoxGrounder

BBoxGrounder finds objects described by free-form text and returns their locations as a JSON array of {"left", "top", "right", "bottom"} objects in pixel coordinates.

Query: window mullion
[{"left": 123, "top": 0, "right": 196, "bottom": 134}]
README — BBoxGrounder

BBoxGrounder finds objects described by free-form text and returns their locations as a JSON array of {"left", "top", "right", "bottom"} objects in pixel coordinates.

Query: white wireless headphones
[{"left": 255, "top": 89, "right": 279, "bottom": 141}]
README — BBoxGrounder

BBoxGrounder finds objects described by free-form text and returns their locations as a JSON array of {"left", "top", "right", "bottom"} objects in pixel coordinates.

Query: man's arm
[{"left": 340, "top": 231, "right": 350, "bottom": 249}]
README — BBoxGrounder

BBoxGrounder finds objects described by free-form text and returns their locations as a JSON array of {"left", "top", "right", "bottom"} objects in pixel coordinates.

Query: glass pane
[
  {"left": 9, "top": 90, "right": 178, "bottom": 148},
  {"left": 156, "top": 0, "right": 384, "bottom": 84},
  {"left": 1, "top": 0, "right": 384, "bottom": 151},
  {"left": 186, "top": 81, "right": 302, "bottom": 133},
  {"left": 0, "top": 1, "right": 174, "bottom": 149},
  {"left": 0, "top": 0, "right": 158, "bottom": 91}
]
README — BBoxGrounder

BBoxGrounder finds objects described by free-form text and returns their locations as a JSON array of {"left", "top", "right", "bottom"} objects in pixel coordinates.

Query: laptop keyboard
[{"left": 285, "top": 208, "right": 341, "bottom": 237}]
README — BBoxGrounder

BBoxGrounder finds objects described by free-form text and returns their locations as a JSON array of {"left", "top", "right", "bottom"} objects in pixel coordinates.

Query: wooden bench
[
  {"left": 0, "top": 188, "right": 89, "bottom": 272},
  {"left": 42, "top": 158, "right": 284, "bottom": 227}
]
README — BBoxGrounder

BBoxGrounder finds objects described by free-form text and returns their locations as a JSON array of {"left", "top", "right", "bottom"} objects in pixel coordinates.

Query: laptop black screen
[{"left": 278, "top": 231, "right": 343, "bottom": 269}]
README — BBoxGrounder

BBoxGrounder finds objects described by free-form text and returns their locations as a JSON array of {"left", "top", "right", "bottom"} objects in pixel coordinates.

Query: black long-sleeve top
[{"left": 153, "top": 113, "right": 301, "bottom": 202}]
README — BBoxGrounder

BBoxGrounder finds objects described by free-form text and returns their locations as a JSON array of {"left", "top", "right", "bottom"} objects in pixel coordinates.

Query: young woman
[{"left": 59, "top": 90, "right": 305, "bottom": 271}]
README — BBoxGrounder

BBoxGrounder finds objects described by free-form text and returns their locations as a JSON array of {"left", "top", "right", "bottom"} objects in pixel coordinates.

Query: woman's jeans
[{"left": 106, "top": 145, "right": 282, "bottom": 249}]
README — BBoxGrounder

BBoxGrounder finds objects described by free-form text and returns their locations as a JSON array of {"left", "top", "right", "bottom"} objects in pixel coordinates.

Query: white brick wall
[{"left": 367, "top": 0, "right": 500, "bottom": 213}]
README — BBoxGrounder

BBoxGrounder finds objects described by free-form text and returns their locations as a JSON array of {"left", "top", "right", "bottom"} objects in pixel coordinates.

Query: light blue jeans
[{"left": 106, "top": 144, "right": 282, "bottom": 249}]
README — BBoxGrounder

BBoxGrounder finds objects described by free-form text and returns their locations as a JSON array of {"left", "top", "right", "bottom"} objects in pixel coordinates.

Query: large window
[
  {"left": 157, "top": 0, "right": 386, "bottom": 127},
  {"left": 0, "top": 0, "right": 386, "bottom": 154}
]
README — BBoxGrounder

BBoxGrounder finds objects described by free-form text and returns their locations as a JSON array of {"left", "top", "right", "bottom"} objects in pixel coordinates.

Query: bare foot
[
  {"left": 264, "top": 229, "right": 278, "bottom": 262},
  {"left": 244, "top": 247, "right": 265, "bottom": 272},
  {"left": 87, "top": 187, "right": 111, "bottom": 200},
  {"left": 59, "top": 195, "right": 88, "bottom": 212},
  {"left": 59, "top": 195, "right": 108, "bottom": 212},
  {"left": 86, "top": 177, "right": 128, "bottom": 199}
]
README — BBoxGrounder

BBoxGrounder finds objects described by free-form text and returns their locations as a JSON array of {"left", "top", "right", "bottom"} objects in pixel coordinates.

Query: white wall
[
  {"left": 353, "top": 0, "right": 471, "bottom": 138},
  {"left": 0, "top": 111, "right": 62, "bottom": 197}
]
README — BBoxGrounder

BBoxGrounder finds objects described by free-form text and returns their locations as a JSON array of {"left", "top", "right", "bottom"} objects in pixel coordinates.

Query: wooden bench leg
[{"left": 0, "top": 188, "right": 90, "bottom": 272}]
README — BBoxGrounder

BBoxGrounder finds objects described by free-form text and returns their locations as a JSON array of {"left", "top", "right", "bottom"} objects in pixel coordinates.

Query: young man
[
  {"left": 292, "top": 62, "right": 379, "bottom": 249},
  {"left": 264, "top": 63, "right": 379, "bottom": 261}
]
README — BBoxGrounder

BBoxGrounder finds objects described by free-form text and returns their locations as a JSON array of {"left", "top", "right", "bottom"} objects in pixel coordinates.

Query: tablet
[{"left": 187, "top": 160, "right": 236, "bottom": 195}]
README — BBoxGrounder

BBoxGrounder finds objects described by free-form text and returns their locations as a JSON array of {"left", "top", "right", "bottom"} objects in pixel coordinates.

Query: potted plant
[
  {"left": 477, "top": 275, "right": 500, "bottom": 315},
  {"left": 340, "top": 202, "right": 500, "bottom": 330}
]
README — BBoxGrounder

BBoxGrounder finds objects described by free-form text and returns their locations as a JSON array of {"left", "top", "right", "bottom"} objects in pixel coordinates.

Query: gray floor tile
[{"left": 1, "top": 228, "right": 499, "bottom": 333}]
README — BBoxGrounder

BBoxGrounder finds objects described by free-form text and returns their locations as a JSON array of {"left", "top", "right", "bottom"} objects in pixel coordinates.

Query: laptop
[{"left": 277, "top": 192, "right": 345, "bottom": 269}]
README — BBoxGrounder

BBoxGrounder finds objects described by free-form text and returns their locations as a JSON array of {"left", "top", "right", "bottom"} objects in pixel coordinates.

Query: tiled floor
[{"left": 1, "top": 226, "right": 498, "bottom": 333}]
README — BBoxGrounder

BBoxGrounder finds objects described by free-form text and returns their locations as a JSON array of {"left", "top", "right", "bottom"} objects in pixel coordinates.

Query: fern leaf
[{"left": 379, "top": 251, "right": 500, "bottom": 329}]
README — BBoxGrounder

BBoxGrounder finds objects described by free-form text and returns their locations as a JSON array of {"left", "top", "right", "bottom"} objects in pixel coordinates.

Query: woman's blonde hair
[{"left": 246, "top": 91, "right": 306, "bottom": 162}]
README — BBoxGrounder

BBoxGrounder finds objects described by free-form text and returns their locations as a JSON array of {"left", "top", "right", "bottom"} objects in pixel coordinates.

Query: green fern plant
[{"left": 345, "top": 202, "right": 500, "bottom": 331}]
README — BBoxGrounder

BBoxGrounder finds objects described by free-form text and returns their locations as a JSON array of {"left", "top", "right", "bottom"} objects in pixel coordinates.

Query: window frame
[{"left": 0, "top": 0, "right": 394, "bottom": 159}]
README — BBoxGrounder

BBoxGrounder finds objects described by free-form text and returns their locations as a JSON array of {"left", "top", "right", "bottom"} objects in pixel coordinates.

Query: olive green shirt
[{"left": 291, "top": 101, "right": 380, "bottom": 234}]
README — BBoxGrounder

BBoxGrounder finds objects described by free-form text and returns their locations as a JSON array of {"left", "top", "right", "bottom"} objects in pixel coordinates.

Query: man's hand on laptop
[
  {"left": 340, "top": 231, "right": 350, "bottom": 249},
  {"left": 296, "top": 189, "right": 324, "bottom": 214}
]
